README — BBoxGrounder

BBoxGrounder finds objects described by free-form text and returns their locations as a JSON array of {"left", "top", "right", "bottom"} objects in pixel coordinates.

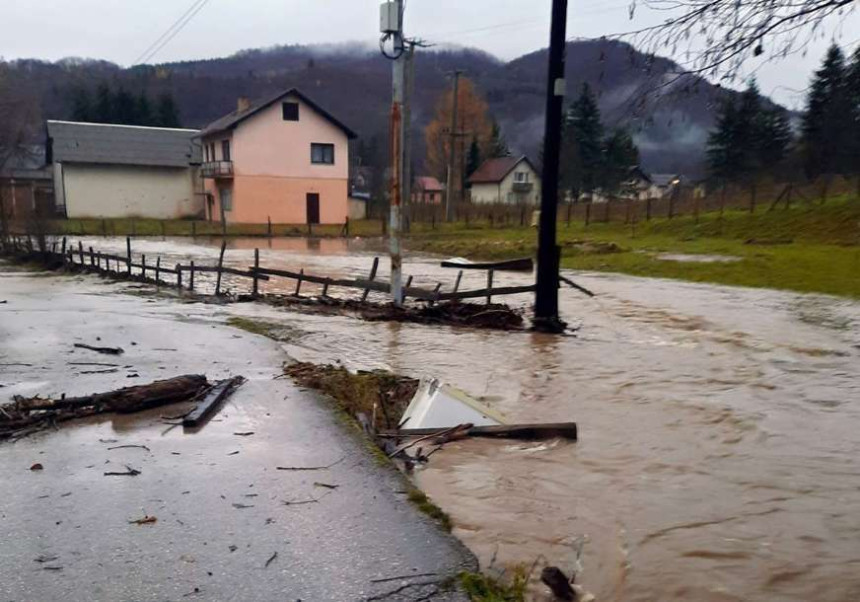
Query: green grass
[
  {"left": 406, "top": 489, "right": 453, "bottom": 532},
  {"left": 457, "top": 570, "right": 528, "bottom": 602},
  {"left": 405, "top": 197, "right": 860, "bottom": 299}
]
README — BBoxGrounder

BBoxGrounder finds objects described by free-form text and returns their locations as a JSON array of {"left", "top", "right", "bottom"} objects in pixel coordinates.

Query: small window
[
  {"left": 514, "top": 172, "right": 528, "bottom": 182},
  {"left": 221, "top": 140, "right": 231, "bottom": 162},
  {"left": 282, "top": 102, "right": 299, "bottom": 121},
  {"left": 311, "top": 143, "right": 335, "bottom": 165},
  {"left": 219, "top": 187, "right": 233, "bottom": 211}
]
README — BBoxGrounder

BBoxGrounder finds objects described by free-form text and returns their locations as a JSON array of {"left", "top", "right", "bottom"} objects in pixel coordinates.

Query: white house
[
  {"left": 468, "top": 156, "right": 541, "bottom": 205},
  {"left": 47, "top": 120, "right": 203, "bottom": 219}
]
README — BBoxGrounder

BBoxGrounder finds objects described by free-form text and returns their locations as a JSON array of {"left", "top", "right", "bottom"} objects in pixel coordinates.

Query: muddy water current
[{"left": 71, "top": 236, "right": 860, "bottom": 600}]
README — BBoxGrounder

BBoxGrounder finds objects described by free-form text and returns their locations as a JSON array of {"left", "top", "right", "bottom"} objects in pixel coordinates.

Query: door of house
[{"left": 306, "top": 193, "right": 320, "bottom": 225}]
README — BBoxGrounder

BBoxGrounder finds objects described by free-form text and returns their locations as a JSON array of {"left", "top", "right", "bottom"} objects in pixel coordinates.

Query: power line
[{"left": 133, "top": 0, "right": 212, "bottom": 66}]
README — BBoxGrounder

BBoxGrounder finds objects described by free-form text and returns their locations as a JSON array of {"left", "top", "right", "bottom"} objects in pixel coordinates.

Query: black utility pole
[{"left": 534, "top": 0, "right": 568, "bottom": 332}]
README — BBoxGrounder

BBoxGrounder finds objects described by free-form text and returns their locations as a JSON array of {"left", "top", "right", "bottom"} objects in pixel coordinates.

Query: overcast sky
[{"left": 4, "top": 0, "right": 859, "bottom": 109}]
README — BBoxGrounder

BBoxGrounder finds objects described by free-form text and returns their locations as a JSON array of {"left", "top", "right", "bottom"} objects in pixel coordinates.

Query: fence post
[
  {"left": 294, "top": 268, "right": 304, "bottom": 296},
  {"left": 189, "top": 261, "right": 195, "bottom": 291},
  {"left": 343, "top": 217, "right": 349, "bottom": 237},
  {"left": 155, "top": 257, "right": 161, "bottom": 285},
  {"left": 454, "top": 270, "right": 463, "bottom": 293},
  {"left": 252, "top": 248, "right": 260, "bottom": 297},
  {"left": 141, "top": 254, "right": 146, "bottom": 280},
  {"left": 215, "top": 240, "right": 226, "bottom": 296},
  {"left": 78, "top": 241, "right": 84, "bottom": 264},
  {"left": 361, "top": 256, "right": 379, "bottom": 302},
  {"left": 405, "top": 275, "right": 413, "bottom": 289},
  {"left": 486, "top": 269, "right": 494, "bottom": 305},
  {"left": 126, "top": 237, "right": 132, "bottom": 274},
  {"left": 585, "top": 203, "right": 591, "bottom": 228},
  {"left": 267, "top": 216, "right": 272, "bottom": 238},
  {"left": 89, "top": 246, "right": 94, "bottom": 267},
  {"left": 61, "top": 237, "right": 67, "bottom": 264},
  {"left": 176, "top": 263, "right": 182, "bottom": 290}
]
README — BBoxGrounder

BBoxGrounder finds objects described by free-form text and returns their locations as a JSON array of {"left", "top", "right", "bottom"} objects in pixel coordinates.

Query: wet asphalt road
[{"left": 0, "top": 266, "right": 475, "bottom": 601}]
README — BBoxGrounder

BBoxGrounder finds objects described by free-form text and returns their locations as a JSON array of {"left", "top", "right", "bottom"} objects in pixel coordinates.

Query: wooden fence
[{"left": 0, "top": 235, "right": 535, "bottom": 305}]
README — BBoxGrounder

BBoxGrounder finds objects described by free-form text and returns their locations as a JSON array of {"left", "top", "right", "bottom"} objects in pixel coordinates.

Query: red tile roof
[
  {"left": 415, "top": 176, "right": 443, "bottom": 192},
  {"left": 467, "top": 156, "right": 533, "bottom": 184}
]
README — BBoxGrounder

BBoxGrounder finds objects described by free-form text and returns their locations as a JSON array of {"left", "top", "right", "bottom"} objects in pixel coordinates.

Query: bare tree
[{"left": 625, "top": 1, "right": 857, "bottom": 85}]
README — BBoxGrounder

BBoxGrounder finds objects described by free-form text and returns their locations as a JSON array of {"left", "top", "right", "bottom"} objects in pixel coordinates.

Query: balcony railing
[
  {"left": 512, "top": 181, "right": 533, "bottom": 193},
  {"left": 200, "top": 160, "right": 234, "bottom": 179}
]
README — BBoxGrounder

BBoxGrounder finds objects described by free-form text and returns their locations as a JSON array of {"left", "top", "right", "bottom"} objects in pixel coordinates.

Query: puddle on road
[
  {"left": 656, "top": 253, "right": 742, "bottom": 263},
  {"left": 49, "top": 236, "right": 860, "bottom": 601}
]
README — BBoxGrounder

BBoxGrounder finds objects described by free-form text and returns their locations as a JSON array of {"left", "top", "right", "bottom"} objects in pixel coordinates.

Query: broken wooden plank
[
  {"left": 182, "top": 376, "right": 246, "bottom": 428},
  {"left": 381, "top": 422, "right": 578, "bottom": 441}
]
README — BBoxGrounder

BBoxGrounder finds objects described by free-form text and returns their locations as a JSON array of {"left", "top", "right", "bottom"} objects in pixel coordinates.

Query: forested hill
[{"left": 2, "top": 39, "right": 757, "bottom": 175}]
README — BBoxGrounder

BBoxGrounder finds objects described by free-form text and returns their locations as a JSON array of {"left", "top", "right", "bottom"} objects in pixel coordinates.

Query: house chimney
[{"left": 237, "top": 97, "right": 251, "bottom": 113}]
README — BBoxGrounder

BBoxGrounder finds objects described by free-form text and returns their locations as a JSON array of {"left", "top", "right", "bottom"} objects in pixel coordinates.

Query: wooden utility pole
[
  {"left": 534, "top": 0, "right": 568, "bottom": 332},
  {"left": 445, "top": 70, "right": 462, "bottom": 222}
]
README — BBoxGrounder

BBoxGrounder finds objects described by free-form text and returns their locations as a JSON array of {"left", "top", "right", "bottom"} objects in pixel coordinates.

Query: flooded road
[{"left": 59, "top": 236, "right": 860, "bottom": 600}]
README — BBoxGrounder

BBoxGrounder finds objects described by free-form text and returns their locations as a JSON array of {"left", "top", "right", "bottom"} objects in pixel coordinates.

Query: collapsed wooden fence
[{"left": 0, "top": 235, "right": 536, "bottom": 305}]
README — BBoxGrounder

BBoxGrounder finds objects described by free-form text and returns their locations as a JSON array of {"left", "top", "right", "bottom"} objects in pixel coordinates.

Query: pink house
[
  {"left": 412, "top": 176, "right": 443, "bottom": 204},
  {"left": 199, "top": 89, "right": 357, "bottom": 225}
]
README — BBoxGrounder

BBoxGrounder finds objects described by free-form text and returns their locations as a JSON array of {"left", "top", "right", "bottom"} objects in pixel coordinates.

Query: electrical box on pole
[{"left": 379, "top": 2, "right": 400, "bottom": 34}]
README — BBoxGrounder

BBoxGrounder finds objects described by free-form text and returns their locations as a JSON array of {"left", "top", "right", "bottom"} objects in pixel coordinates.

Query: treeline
[
  {"left": 708, "top": 43, "right": 860, "bottom": 200},
  {"left": 70, "top": 84, "right": 182, "bottom": 128},
  {"left": 559, "top": 84, "right": 640, "bottom": 201}
]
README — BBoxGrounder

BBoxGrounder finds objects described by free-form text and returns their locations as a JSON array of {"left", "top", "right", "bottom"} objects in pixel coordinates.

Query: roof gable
[
  {"left": 200, "top": 88, "right": 357, "bottom": 140},
  {"left": 468, "top": 156, "right": 535, "bottom": 184}
]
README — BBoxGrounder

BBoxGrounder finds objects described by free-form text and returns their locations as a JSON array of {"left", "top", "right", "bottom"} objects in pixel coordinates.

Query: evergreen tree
[
  {"left": 561, "top": 83, "right": 604, "bottom": 200},
  {"left": 846, "top": 46, "right": 860, "bottom": 182},
  {"left": 113, "top": 87, "right": 137, "bottom": 125},
  {"left": 706, "top": 96, "right": 741, "bottom": 182},
  {"left": 466, "top": 137, "right": 481, "bottom": 178},
  {"left": 801, "top": 44, "right": 852, "bottom": 180},
  {"left": 135, "top": 92, "right": 154, "bottom": 126},
  {"left": 487, "top": 119, "right": 510, "bottom": 158},
  {"left": 93, "top": 83, "right": 114, "bottom": 123},
  {"left": 156, "top": 93, "right": 181, "bottom": 128},
  {"left": 757, "top": 106, "right": 792, "bottom": 174},
  {"left": 600, "top": 129, "right": 639, "bottom": 195},
  {"left": 71, "top": 88, "right": 93, "bottom": 122}
]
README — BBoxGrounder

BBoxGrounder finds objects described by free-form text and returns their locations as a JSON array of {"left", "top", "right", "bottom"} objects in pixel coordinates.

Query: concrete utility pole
[
  {"left": 402, "top": 43, "right": 415, "bottom": 234},
  {"left": 380, "top": 1, "right": 406, "bottom": 305},
  {"left": 534, "top": 0, "right": 569, "bottom": 332},
  {"left": 444, "top": 70, "right": 462, "bottom": 222}
]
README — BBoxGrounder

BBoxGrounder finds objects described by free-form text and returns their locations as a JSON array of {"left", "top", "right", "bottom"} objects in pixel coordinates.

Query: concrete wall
[
  {"left": 202, "top": 92, "right": 350, "bottom": 224},
  {"left": 62, "top": 163, "right": 202, "bottom": 219},
  {"left": 471, "top": 160, "right": 542, "bottom": 205}
]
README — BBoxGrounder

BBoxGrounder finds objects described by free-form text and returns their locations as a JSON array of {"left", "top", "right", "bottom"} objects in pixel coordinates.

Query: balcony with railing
[
  {"left": 200, "top": 161, "right": 234, "bottom": 179},
  {"left": 512, "top": 181, "right": 533, "bottom": 193}
]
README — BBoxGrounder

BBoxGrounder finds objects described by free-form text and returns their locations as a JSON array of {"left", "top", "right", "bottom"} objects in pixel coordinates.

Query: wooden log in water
[
  {"left": 382, "top": 422, "right": 577, "bottom": 441},
  {"left": 182, "top": 376, "right": 245, "bottom": 428}
]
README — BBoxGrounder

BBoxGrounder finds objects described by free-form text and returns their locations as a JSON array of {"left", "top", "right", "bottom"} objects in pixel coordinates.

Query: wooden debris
[
  {"left": 182, "top": 376, "right": 246, "bottom": 428},
  {"left": 313, "top": 482, "right": 339, "bottom": 490},
  {"left": 30, "top": 463, "right": 44, "bottom": 471},
  {"left": 275, "top": 456, "right": 345, "bottom": 471},
  {"left": 107, "top": 445, "right": 151, "bottom": 452},
  {"left": 104, "top": 465, "right": 141, "bottom": 476},
  {"left": 382, "top": 422, "right": 578, "bottom": 441},
  {"left": 74, "top": 343, "right": 124, "bottom": 355},
  {"left": 264, "top": 552, "right": 278, "bottom": 568},
  {"left": 129, "top": 515, "right": 157, "bottom": 525}
]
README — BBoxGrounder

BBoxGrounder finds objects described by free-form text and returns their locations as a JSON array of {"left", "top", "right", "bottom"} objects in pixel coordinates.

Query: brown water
[{"left": 66, "top": 236, "right": 860, "bottom": 600}]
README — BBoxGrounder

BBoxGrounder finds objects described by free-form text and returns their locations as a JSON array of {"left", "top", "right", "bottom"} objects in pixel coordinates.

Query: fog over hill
[{"left": 2, "top": 38, "right": 770, "bottom": 177}]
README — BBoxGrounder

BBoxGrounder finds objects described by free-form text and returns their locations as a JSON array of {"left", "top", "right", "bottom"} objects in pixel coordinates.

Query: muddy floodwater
[{"left": 60, "top": 236, "right": 860, "bottom": 600}]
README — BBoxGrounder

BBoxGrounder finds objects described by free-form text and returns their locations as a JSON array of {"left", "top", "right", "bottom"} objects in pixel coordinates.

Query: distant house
[
  {"left": 650, "top": 174, "right": 683, "bottom": 199},
  {"left": 46, "top": 121, "right": 202, "bottom": 219},
  {"left": 199, "top": 88, "right": 357, "bottom": 225},
  {"left": 412, "top": 176, "right": 443, "bottom": 204},
  {"left": 0, "top": 145, "right": 54, "bottom": 219},
  {"left": 468, "top": 156, "right": 541, "bottom": 205}
]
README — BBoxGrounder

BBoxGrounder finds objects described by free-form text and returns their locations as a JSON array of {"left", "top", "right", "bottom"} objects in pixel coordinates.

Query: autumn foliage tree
[{"left": 424, "top": 77, "right": 494, "bottom": 200}]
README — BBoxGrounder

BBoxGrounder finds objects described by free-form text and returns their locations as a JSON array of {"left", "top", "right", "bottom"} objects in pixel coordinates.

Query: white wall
[
  {"left": 471, "top": 160, "right": 542, "bottom": 205},
  {"left": 62, "top": 164, "right": 202, "bottom": 219}
]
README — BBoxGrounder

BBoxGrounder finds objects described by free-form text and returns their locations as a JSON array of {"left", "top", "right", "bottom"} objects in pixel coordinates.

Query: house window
[
  {"left": 209, "top": 143, "right": 216, "bottom": 161},
  {"left": 514, "top": 171, "right": 528, "bottom": 182},
  {"left": 219, "top": 186, "right": 233, "bottom": 211},
  {"left": 204, "top": 145, "right": 210, "bottom": 162},
  {"left": 311, "top": 143, "right": 335, "bottom": 165},
  {"left": 282, "top": 102, "right": 299, "bottom": 121},
  {"left": 221, "top": 140, "right": 231, "bottom": 162}
]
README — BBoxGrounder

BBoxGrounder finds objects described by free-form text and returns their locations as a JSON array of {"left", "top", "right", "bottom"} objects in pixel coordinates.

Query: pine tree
[
  {"left": 93, "top": 83, "right": 114, "bottom": 123},
  {"left": 487, "top": 119, "right": 510, "bottom": 158},
  {"left": 156, "top": 93, "right": 181, "bottom": 128},
  {"left": 135, "top": 92, "right": 154, "bottom": 126},
  {"left": 600, "top": 129, "right": 639, "bottom": 195},
  {"left": 757, "top": 107, "right": 792, "bottom": 174},
  {"left": 71, "top": 88, "right": 93, "bottom": 122},
  {"left": 466, "top": 136, "right": 481, "bottom": 178},
  {"left": 706, "top": 96, "right": 740, "bottom": 183},
  {"left": 801, "top": 44, "right": 852, "bottom": 181},
  {"left": 113, "top": 87, "right": 137, "bottom": 125},
  {"left": 561, "top": 83, "right": 604, "bottom": 200},
  {"left": 846, "top": 46, "right": 860, "bottom": 187}
]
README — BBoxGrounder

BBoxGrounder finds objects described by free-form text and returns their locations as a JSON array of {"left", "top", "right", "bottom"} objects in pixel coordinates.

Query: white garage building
[{"left": 47, "top": 120, "right": 203, "bottom": 219}]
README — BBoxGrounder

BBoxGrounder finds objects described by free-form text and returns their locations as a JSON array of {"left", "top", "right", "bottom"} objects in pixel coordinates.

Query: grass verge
[{"left": 457, "top": 570, "right": 527, "bottom": 602}]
